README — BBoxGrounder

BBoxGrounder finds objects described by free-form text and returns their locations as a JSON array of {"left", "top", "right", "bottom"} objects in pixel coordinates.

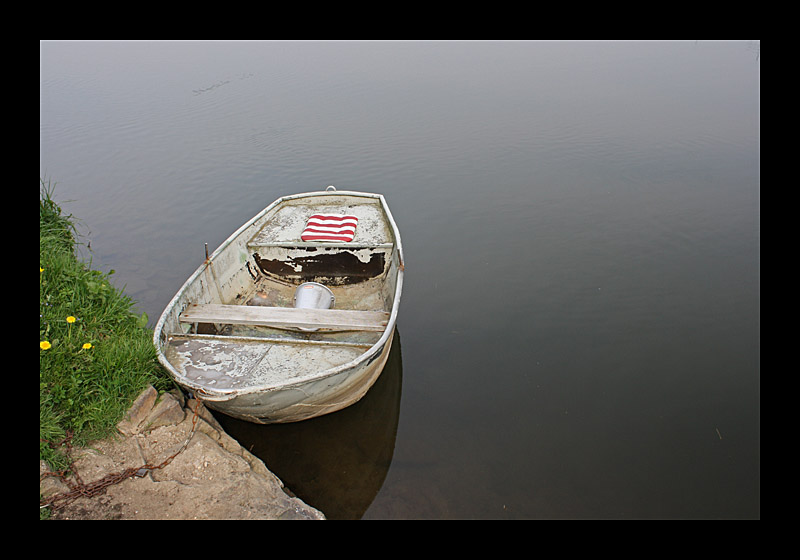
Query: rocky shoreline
[{"left": 40, "top": 386, "right": 325, "bottom": 520}]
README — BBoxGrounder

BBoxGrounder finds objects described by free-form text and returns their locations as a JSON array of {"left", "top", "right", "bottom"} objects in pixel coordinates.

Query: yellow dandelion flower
[
  {"left": 66, "top": 316, "right": 76, "bottom": 324},
  {"left": 40, "top": 341, "right": 52, "bottom": 350},
  {"left": 82, "top": 343, "right": 93, "bottom": 350}
]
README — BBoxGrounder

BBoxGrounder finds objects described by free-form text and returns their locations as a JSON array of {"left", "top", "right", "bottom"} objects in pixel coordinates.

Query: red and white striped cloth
[{"left": 301, "top": 214, "right": 359, "bottom": 242}]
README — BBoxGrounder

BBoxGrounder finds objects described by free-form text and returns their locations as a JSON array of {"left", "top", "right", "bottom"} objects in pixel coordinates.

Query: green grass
[{"left": 39, "top": 179, "right": 173, "bottom": 473}]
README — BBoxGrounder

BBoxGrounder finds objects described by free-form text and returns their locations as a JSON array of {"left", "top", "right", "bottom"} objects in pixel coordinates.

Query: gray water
[{"left": 40, "top": 40, "right": 760, "bottom": 519}]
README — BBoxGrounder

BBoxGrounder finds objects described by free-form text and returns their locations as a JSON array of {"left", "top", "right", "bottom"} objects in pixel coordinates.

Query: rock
[
  {"left": 127, "top": 385, "right": 158, "bottom": 426},
  {"left": 40, "top": 460, "right": 69, "bottom": 498},
  {"left": 116, "top": 385, "right": 158, "bottom": 436},
  {"left": 143, "top": 392, "right": 185, "bottom": 431},
  {"left": 41, "top": 389, "right": 325, "bottom": 520},
  {"left": 168, "top": 387, "right": 185, "bottom": 408}
]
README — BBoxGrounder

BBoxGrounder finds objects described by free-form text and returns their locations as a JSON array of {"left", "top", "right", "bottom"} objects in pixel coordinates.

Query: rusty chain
[{"left": 40, "top": 398, "right": 202, "bottom": 512}]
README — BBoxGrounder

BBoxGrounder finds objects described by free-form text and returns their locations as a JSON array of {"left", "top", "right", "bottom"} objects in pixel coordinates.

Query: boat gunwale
[{"left": 153, "top": 189, "right": 404, "bottom": 403}]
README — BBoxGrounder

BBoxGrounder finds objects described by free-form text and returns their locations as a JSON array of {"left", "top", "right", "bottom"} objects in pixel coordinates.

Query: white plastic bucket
[{"left": 293, "top": 282, "right": 335, "bottom": 310}]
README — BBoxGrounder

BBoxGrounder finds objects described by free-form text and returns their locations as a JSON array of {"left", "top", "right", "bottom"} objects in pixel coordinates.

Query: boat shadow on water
[{"left": 212, "top": 329, "right": 403, "bottom": 520}]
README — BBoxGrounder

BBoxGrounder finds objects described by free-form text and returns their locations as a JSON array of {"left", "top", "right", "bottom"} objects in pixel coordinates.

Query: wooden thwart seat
[{"left": 179, "top": 303, "right": 389, "bottom": 332}]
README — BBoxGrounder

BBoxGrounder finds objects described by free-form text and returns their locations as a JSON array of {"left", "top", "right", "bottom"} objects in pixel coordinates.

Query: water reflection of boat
[{"left": 213, "top": 330, "right": 403, "bottom": 520}]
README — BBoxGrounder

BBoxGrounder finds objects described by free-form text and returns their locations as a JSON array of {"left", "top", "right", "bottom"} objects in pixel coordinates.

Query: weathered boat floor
[
  {"left": 164, "top": 335, "right": 371, "bottom": 392},
  {"left": 237, "top": 275, "right": 387, "bottom": 313}
]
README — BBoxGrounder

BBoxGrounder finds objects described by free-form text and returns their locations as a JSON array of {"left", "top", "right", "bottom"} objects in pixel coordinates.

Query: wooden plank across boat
[{"left": 153, "top": 187, "right": 404, "bottom": 423}]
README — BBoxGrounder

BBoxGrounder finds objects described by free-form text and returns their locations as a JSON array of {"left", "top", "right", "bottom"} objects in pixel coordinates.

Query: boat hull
[
  {"left": 153, "top": 189, "right": 403, "bottom": 424},
  {"left": 197, "top": 329, "right": 395, "bottom": 423}
]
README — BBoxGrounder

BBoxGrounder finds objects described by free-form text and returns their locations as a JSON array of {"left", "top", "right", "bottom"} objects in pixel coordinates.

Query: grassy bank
[{"left": 39, "top": 180, "right": 172, "bottom": 473}]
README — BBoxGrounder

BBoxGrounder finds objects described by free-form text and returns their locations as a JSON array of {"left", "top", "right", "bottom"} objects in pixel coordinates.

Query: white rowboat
[{"left": 153, "top": 187, "right": 403, "bottom": 423}]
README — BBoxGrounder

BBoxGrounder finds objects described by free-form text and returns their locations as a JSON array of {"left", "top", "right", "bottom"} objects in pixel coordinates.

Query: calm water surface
[{"left": 40, "top": 40, "right": 759, "bottom": 519}]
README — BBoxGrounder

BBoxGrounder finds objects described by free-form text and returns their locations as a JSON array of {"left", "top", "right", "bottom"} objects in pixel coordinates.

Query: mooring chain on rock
[{"left": 40, "top": 398, "right": 203, "bottom": 511}]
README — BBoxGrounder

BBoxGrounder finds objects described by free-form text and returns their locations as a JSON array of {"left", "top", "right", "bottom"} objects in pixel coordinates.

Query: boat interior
[{"left": 157, "top": 194, "right": 403, "bottom": 390}]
